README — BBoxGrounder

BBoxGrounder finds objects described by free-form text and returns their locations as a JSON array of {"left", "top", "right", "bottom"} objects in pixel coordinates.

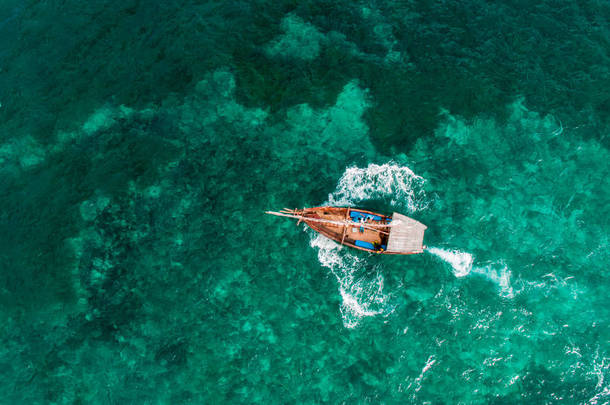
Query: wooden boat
[{"left": 266, "top": 207, "right": 427, "bottom": 255}]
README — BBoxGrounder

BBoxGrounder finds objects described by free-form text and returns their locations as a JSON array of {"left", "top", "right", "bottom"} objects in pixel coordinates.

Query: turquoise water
[{"left": 0, "top": 1, "right": 609, "bottom": 403}]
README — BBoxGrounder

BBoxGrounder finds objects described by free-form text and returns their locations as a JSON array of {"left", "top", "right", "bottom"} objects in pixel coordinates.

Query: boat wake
[
  {"left": 328, "top": 162, "right": 427, "bottom": 212},
  {"left": 473, "top": 261, "right": 514, "bottom": 298},
  {"left": 308, "top": 162, "right": 428, "bottom": 327},
  {"left": 426, "top": 247, "right": 473, "bottom": 277},
  {"left": 426, "top": 247, "right": 515, "bottom": 298},
  {"left": 310, "top": 234, "right": 390, "bottom": 328},
  {"left": 311, "top": 162, "right": 519, "bottom": 325}
]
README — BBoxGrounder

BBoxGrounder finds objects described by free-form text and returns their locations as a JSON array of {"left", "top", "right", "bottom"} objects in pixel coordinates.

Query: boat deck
[
  {"left": 303, "top": 208, "right": 389, "bottom": 251},
  {"left": 266, "top": 206, "right": 425, "bottom": 255}
]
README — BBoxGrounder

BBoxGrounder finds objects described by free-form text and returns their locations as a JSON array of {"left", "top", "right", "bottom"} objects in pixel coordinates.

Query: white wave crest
[
  {"left": 587, "top": 347, "right": 610, "bottom": 404},
  {"left": 427, "top": 247, "right": 515, "bottom": 298},
  {"left": 472, "top": 262, "right": 514, "bottom": 299},
  {"left": 404, "top": 355, "right": 437, "bottom": 396},
  {"left": 310, "top": 233, "right": 389, "bottom": 328},
  {"left": 588, "top": 386, "right": 610, "bottom": 405},
  {"left": 426, "top": 247, "right": 473, "bottom": 277},
  {"left": 327, "top": 163, "right": 427, "bottom": 212}
]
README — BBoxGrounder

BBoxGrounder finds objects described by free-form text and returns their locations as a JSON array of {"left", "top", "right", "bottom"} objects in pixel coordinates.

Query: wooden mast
[{"left": 266, "top": 211, "right": 392, "bottom": 230}]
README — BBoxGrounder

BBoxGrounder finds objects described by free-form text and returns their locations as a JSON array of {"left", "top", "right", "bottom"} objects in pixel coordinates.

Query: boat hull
[{"left": 300, "top": 206, "right": 420, "bottom": 255}]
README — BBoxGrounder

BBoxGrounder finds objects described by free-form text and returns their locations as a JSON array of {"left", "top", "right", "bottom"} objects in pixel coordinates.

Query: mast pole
[{"left": 265, "top": 211, "right": 393, "bottom": 231}]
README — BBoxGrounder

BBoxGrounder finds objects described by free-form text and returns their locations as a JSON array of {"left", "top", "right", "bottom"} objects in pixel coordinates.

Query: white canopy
[{"left": 386, "top": 213, "right": 427, "bottom": 254}]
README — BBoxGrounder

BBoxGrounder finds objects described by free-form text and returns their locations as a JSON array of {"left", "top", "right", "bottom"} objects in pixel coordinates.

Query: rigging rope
[{"left": 265, "top": 211, "right": 398, "bottom": 228}]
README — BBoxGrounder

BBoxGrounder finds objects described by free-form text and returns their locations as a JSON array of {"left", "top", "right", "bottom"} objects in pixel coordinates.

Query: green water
[{"left": 0, "top": 1, "right": 609, "bottom": 403}]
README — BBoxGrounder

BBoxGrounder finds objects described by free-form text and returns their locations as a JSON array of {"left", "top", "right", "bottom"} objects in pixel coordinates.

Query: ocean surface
[{"left": 0, "top": 1, "right": 609, "bottom": 403}]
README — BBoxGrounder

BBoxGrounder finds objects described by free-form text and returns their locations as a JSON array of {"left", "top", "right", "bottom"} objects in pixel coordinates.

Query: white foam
[
  {"left": 309, "top": 234, "right": 346, "bottom": 269},
  {"left": 420, "top": 355, "right": 437, "bottom": 376},
  {"left": 472, "top": 262, "right": 514, "bottom": 298},
  {"left": 339, "top": 283, "right": 384, "bottom": 329},
  {"left": 588, "top": 386, "right": 610, "bottom": 405},
  {"left": 309, "top": 233, "right": 389, "bottom": 328},
  {"left": 587, "top": 349, "right": 610, "bottom": 405},
  {"left": 405, "top": 355, "right": 437, "bottom": 395},
  {"left": 426, "top": 247, "right": 473, "bottom": 277},
  {"left": 427, "top": 247, "right": 516, "bottom": 298},
  {"left": 328, "top": 163, "right": 427, "bottom": 212},
  {"left": 591, "top": 349, "right": 610, "bottom": 390}
]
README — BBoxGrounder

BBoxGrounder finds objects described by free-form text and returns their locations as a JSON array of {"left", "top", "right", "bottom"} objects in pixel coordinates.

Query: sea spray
[
  {"left": 472, "top": 262, "right": 514, "bottom": 299},
  {"left": 426, "top": 247, "right": 474, "bottom": 277},
  {"left": 328, "top": 162, "right": 427, "bottom": 212},
  {"left": 427, "top": 247, "right": 515, "bottom": 298},
  {"left": 310, "top": 233, "right": 389, "bottom": 328}
]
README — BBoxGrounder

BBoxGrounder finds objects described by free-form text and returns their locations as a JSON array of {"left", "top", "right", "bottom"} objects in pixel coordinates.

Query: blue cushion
[
  {"left": 381, "top": 245, "right": 387, "bottom": 250},
  {"left": 355, "top": 240, "right": 375, "bottom": 250}
]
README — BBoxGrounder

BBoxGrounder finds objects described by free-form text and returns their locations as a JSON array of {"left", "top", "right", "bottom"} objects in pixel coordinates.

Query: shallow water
[{"left": 0, "top": 1, "right": 609, "bottom": 403}]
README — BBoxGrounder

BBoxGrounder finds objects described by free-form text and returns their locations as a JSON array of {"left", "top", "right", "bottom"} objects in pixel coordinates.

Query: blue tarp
[
  {"left": 355, "top": 240, "right": 375, "bottom": 250},
  {"left": 354, "top": 240, "right": 388, "bottom": 251},
  {"left": 350, "top": 211, "right": 383, "bottom": 222}
]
